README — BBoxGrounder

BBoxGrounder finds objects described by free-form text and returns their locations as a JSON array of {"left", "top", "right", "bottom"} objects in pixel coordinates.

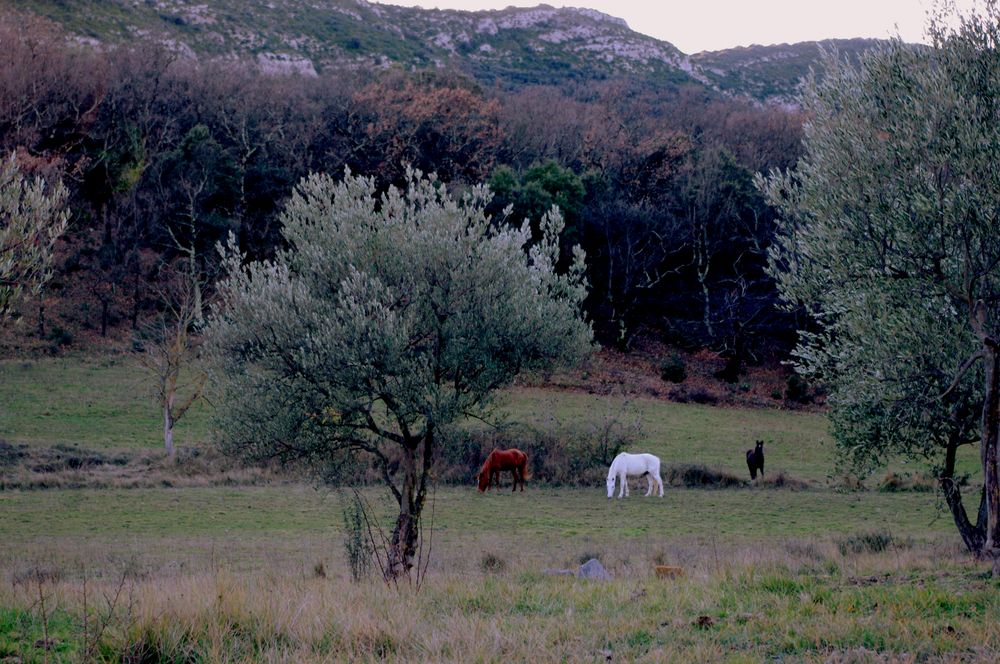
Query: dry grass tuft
[
  {"left": 878, "top": 470, "right": 938, "bottom": 493},
  {"left": 664, "top": 463, "right": 746, "bottom": 488},
  {"left": 756, "top": 470, "right": 812, "bottom": 490}
]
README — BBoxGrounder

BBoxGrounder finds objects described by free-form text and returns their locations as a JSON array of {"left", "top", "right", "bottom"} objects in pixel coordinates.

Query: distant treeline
[{"left": 0, "top": 13, "right": 805, "bottom": 370}]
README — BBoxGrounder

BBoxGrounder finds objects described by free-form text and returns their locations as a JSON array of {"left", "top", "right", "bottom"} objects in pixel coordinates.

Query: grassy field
[
  {"left": 0, "top": 356, "right": 212, "bottom": 450},
  {"left": 0, "top": 485, "right": 996, "bottom": 662},
  {"left": 1, "top": 356, "right": 977, "bottom": 482},
  {"left": 0, "top": 485, "right": 957, "bottom": 568},
  {"left": 1, "top": 483, "right": 995, "bottom": 662},
  {"left": 1, "top": 356, "right": 996, "bottom": 661}
]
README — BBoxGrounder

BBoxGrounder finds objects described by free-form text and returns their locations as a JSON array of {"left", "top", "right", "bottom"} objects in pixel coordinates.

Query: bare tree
[{"left": 138, "top": 264, "right": 207, "bottom": 456}]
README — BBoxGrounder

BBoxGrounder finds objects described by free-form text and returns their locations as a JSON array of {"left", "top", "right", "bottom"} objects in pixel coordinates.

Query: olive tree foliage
[
  {"left": 760, "top": 2, "right": 1000, "bottom": 559},
  {"left": 205, "top": 168, "right": 592, "bottom": 577},
  {"left": 0, "top": 153, "right": 68, "bottom": 320}
]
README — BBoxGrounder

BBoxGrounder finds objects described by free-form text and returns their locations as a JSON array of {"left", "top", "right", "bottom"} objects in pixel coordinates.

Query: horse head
[
  {"left": 476, "top": 452, "right": 494, "bottom": 492},
  {"left": 606, "top": 454, "right": 622, "bottom": 498}
]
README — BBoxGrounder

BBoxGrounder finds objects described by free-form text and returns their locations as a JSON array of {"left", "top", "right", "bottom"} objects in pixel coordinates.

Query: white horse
[{"left": 606, "top": 452, "right": 664, "bottom": 498}]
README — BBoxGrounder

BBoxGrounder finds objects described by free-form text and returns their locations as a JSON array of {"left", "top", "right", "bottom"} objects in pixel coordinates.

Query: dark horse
[
  {"left": 477, "top": 448, "right": 528, "bottom": 492},
  {"left": 746, "top": 440, "right": 765, "bottom": 480}
]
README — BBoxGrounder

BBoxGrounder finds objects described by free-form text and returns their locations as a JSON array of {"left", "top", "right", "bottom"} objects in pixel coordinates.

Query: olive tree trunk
[
  {"left": 387, "top": 425, "right": 435, "bottom": 579},
  {"left": 980, "top": 346, "right": 1000, "bottom": 573},
  {"left": 940, "top": 430, "right": 987, "bottom": 554}
]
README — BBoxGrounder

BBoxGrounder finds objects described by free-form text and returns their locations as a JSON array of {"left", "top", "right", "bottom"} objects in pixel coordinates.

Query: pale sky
[{"left": 379, "top": 0, "right": 980, "bottom": 53}]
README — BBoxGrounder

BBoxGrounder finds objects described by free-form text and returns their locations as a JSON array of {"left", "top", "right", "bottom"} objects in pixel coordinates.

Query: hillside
[
  {"left": 690, "top": 38, "right": 886, "bottom": 105},
  {"left": 10, "top": 0, "right": 690, "bottom": 87},
  {"left": 8, "top": 0, "right": 882, "bottom": 101}
]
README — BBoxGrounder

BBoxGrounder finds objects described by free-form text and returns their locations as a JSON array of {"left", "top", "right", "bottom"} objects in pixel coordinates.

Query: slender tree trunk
[
  {"left": 131, "top": 272, "right": 141, "bottom": 331},
  {"left": 693, "top": 218, "right": 713, "bottom": 340},
  {"left": 190, "top": 254, "right": 203, "bottom": 327},
  {"left": 100, "top": 299, "right": 109, "bottom": 338},
  {"left": 981, "top": 346, "right": 1000, "bottom": 573},
  {"left": 164, "top": 398, "right": 175, "bottom": 457},
  {"left": 941, "top": 432, "right": 986, "bottom": 553},
  {"left": 700, "top": 278, "right": 712, "bottom": 339},
  {"left": 37, "top": 303, "right": 44, "bottom": 339}
]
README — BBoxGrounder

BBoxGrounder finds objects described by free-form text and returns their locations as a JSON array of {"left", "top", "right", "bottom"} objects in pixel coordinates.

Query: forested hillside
[
  {"left": 0, "top": 3, "right": 875, "bottom": 372},
  {"left": 9, "top": 0, "right": 879, "bottom": 99}
]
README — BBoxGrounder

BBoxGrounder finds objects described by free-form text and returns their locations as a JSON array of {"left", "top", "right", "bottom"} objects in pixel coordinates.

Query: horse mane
[{"left": 477, "top": 449, "right": 496, "bottom": 478}]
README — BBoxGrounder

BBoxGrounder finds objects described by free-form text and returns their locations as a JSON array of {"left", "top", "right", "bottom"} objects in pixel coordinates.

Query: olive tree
[
  {"left": 760, "top": 3, "right": 1000, "bottom": 564},
  {"left": 0, "top": 153, "right": 68, "bottom": 320},
  {"left": 205, "top": 169, "right": 592, "bottom": 577}
]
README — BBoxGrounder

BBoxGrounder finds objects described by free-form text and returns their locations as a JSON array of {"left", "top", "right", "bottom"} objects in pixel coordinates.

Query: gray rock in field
[{"left": 576, "top": 558, "right": 612, "bottom": 580}]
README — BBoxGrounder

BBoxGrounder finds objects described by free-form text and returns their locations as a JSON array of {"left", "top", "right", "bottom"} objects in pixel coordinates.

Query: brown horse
[{"left": 476, "top": 448, "right": 528, "bottom": 492}]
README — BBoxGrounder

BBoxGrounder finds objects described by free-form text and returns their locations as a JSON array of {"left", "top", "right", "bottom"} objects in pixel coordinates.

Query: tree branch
[{"left": 939, "top": 350, "right": 985, "bottom": 401}]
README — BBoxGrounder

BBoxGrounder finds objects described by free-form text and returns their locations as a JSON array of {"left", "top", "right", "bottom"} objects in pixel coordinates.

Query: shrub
[
  {"left": 784, "top": 540, "right": 826, "bottom": 562},
  {"left": 878, "top": 471, "right": 936, "bottom": 492},
  {"left": 832, "top": 474, "right": 865, "bottom": 492},
  {"left": 0, "top": 440, "right": 24, "bottom": 467},
  {"left": 480, "top": 553, "right": 507, "bottom": 574},
  {"left": 659, "top": 353, "right": 686, "bottom": 383},
  {"left": 671, "top": 386, "right": 718, "bottom": 405},
  {"left": 340, "top": 492, "right": 374, "bottom": 581},
  {"left": 757, "top": 471, "right": 811, "bottom": 490},
  {"left": 837, "top": 530, "right": 911, "bottom": 555},
  {"left": 785, "top": 374, "right": 811, "bottom": 403},
  {"left": 665, "top": 464, "right": 745, "bottom": 488},
  {"left": 46, "top": 324, "right": 73, "bottom": 347}
]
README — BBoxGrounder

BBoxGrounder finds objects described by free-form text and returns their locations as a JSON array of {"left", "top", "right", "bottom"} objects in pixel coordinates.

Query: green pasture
[
  {"left": 0, "top": 356, "right": 212, "bottom": 450},
  {"left": 0, "top": 485, "right": 951, "bottom": 542},
  {"left": 0, "top": 356, "right": 979, "bottom": 483},
  {"left": 0, "top": 484, "right": 957, "bottom": 574}
]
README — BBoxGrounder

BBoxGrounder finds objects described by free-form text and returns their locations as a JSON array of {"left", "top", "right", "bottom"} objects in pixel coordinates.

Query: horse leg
[
  {"left": 655, "top": 472, "right": 664, "bottom": 497},
  {"left": 621, "top": 473, "right": 628, "bottom": 498},
  {"left": 518, "top": 464, "right": 525, "bottom": 492},
  {"left": 644, "top": 473, "right": 653, "bottom": 496}
]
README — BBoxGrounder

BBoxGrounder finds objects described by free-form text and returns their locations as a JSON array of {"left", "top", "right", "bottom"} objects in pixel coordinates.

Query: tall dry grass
[{"left": 3, "top": 537, "right": 999, "bottom": 663}]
